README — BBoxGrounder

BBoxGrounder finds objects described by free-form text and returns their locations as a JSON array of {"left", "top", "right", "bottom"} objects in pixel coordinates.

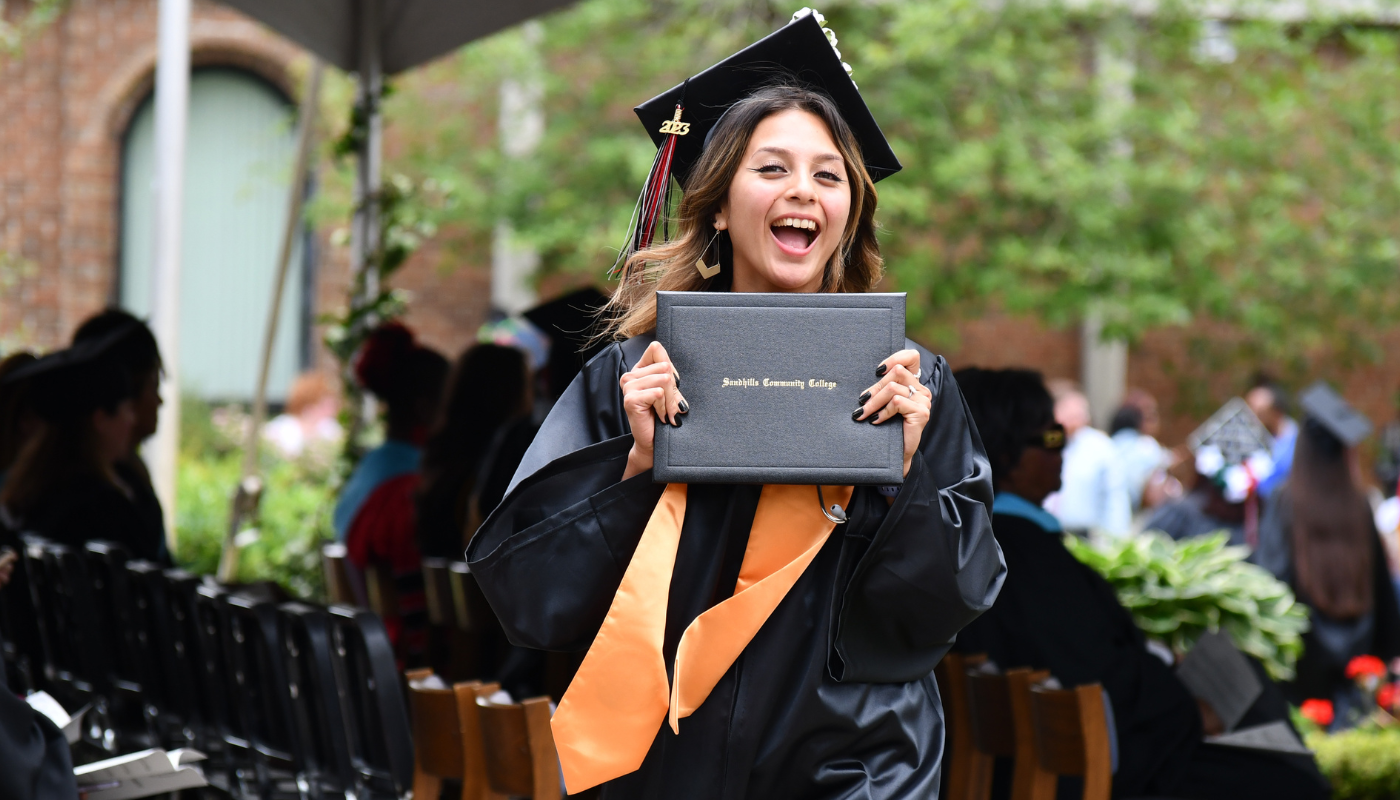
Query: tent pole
[
  {"left": 149, "top": 0, "right": 190, "bottom": 557},
  {"left": 346, "top": 0, "right": 383, "bottom": 450},
  {"left": 217, "top": 60, "right": 325, "bottom": 583}
]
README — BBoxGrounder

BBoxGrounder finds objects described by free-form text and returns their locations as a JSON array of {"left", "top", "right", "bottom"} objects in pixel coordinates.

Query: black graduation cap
[
  {"left": 523, "top": 287, "right": 611, "bottom": 400},
  {"left": 617, "top": 8, "right": 901, "bottom": 275},
  {"left": 3, "top": 322, "right": 139, "bottom": 422},
  {"left": 1298, "top": 381, "right": 1372, "bottom": 447}
]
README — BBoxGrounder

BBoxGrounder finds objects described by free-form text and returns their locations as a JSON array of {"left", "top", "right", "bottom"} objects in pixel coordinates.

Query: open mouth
[{"left": 770, "top": 217, "right": 820, "bottom": 253}]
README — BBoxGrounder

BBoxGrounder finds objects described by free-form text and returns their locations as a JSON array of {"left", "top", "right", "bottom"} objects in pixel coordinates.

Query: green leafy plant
[
  {"left": 1306, "top": 726, "right": 1400, "bottom": 800},
  {"left": 1064, "top": 531, "right": 1308, "bottom": 680},
  {"left": 174, "top": 398, "right": 336, "bottom": 600}
]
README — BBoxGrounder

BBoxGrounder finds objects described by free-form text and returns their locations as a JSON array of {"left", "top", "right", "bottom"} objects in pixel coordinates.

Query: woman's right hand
[{"left": 621, "top": 341, "right": 688, "bottom": 480}]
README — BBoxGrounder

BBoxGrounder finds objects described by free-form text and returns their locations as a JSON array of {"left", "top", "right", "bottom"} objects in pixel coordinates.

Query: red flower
[
  {"left": 1346, "top": 655, "right": 1388, "bottom": 680},
  {"left": 1379, "top": 683, "right": 1398, "bottom": 711},
  {"left": 1300, "top": 699, "right": 1335, "bottom": 727}
]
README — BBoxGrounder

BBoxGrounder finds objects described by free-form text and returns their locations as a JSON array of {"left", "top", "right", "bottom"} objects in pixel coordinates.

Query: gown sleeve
[
  {"left": 467, "top": 339, "right": 667, "bottom": 652},
  {"left": 830, "top": 351, "right": 1006, "bottom": 682}
]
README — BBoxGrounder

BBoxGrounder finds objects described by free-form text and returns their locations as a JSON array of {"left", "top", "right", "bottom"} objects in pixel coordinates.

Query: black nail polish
[
  {"left": 852, "top": 407, "right": 864, "bottom": 421},
  {"left": 869, "top": 414, "right": 880, "bottom": 424},
  {"left": 875, "top": 364, "right": 888, "bottom": 377},
  {"left": 673, "top": 373, "right": 681, "bottom": 389},
  {"left": 672, "top": 414, "right": 682, "bottom": 428},
  {"left": 678, "top": 399, "right": 689, "bottom": 414},
  {"left": 858, "top": 390, "right": 872, "bottom": 404}
]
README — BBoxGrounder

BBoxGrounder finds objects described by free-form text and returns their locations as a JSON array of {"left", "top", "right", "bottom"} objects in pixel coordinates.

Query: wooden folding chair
[
  {"left": 322, "top": 542, "right": 360, "bottom": 607},
  {"left": 423, "top": 559, "right": 476, "bottom": 680},
  {"left": 475, "top": 686, "right": 561, "bottom": 800},
  {"left": 1026, "top": 682, "right": 1113, "bottom": 800},
  {"left": 405, "top": 668, "right": 502, "bottom": 800},
  {"left": 965, "top": 665, "right": 1049, "bottom": 800},
  {"left": 935, "top": 652, "right": 988, "bottom": 800}
]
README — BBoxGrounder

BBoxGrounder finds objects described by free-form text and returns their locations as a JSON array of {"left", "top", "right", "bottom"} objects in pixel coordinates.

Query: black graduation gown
[
  {"left": 13, "top": 473, "right": 161, "bottom": 562},
  {"left": 467, "top": 335, "right": 1005, "bottom": 800},
  {"left": 954, "top": 512, "right": 1200, "bottom": 797},
  {"left": 1253, "top": 488, "right": 1400, "bottom": 703},
  {"left": 958, "top": 512, "right": 1329, "bottom": 800}
]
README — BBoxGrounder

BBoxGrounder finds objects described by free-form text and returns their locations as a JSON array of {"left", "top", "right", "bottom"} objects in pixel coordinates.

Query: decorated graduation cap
[
  {"left": 1186, "top": 397, "right": 1275, "bottom": 503},
  {"left": 1299, "top": 381, "right": 1373, "bottom": 447},
  {"left": 3, "top": 322, "right": 139, "bottom": 422},
  {"left": 616, "top": 7, "right": 902, "bottom": 275}
]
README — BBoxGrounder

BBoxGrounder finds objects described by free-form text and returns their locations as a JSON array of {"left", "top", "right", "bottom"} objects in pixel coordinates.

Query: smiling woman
[{"left": 465, "top": 9, "right": 1004, "bottom": 800}]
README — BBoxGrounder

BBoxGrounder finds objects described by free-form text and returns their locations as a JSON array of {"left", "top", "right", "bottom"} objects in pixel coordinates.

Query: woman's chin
[{"left": 752, "top": 261, "right": 825, "bottom": 292}]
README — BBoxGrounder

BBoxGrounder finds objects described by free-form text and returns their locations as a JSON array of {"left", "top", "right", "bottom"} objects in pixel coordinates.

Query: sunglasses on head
[{"left": 1026, "top": 423, "right": 1067, "bottom": 452}]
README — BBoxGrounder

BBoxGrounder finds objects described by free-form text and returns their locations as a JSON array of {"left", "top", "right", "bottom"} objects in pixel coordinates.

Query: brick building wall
[
  {"left": 2, "top": 0, "right": 1398, "bottom": 456},
  {"left": 0, "top": 0, "right": 494, "bottom": 371}
]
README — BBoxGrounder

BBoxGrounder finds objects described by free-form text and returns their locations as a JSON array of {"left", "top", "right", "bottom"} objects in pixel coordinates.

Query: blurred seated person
[
  {"left": 73, "top": 310, "right": 170, "bottom": 565},
  {"left": 1248, "top": 378, "right": 1297, "bottom": 499},
  {"left": 953, "top": 367, "right": 1328, "bottom": 800},
  {"left": 1255, "top": 383, "right": 1400, "bottom": 725},
  {"left": 335, "top": 322, "right": 448, "bottom": 663},
  {"left": 1144, "top": 400, "right": 1275, "bottom": 548},
  {"left": 0, "top": 327, "right": 163, "bottom": 562},
  {"left": 264, "top": 371, "right": 343, "bottom": 460},
  {"left": 417, "top": 343, "right": 536, "bottom": 559},
  {"left": 0, "top": 352, "right": 38, "bottom": 485},
  {"left": 1045, "top": 381, "right": 1132, "bottom": 537},
  {"left": 1110, "top": 389, "right": 1169, "bottom": 513},
  {"left": 417, "top": 343, "right": 541, "bottom": 697}
]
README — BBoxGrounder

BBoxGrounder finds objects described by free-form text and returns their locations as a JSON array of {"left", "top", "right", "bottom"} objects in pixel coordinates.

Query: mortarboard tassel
[{"left": 611, "top": 86, "right": 690, "bottom": 281}]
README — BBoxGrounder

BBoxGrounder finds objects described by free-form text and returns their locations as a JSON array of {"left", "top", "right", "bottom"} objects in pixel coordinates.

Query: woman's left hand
[{"left": 853, "top": 350, "right": 931, "bottom": 477}]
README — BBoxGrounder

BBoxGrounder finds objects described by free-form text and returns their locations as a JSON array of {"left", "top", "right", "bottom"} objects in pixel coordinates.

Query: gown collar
[{"left": 992, "top": 492, "right": 1063, "bottom": 534}]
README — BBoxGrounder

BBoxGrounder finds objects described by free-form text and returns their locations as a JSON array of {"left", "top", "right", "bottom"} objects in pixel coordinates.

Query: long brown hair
[
  {"left": 603, "top": 84, "right": 884, "bottom": 340},
  {"left": 1290, "top": 418, "right": 1375, "bottom": 620}
]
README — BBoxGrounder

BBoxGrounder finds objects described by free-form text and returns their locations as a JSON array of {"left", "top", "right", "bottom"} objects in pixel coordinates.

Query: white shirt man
[{"left": 1044, "top": 390, "right": 1133, "bottom": 537}]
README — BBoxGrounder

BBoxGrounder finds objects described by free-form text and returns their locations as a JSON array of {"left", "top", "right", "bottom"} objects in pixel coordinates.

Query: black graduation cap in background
[
  {"left": 523, "top": 286, "right": 610, "bottom": 401},
  {"left": 616, "top": 8, "right": 901, "bottom": 276},
  {"left": 1298, "top": 381, "right": 1373, "bottom": 447},
  {"left": 3, "top": 322, "right": 139, "bottom": 422}
]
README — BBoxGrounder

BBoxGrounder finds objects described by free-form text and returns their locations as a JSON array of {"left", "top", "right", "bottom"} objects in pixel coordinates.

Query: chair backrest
[
  {"left": 422, "top": 559, "right": 456, "bottom": 628},
  {"left": 328, "top": 604, "right": 416, "bottom": 795},
  {"left": 43, "top": 542, "right": 111, "bottom": 692},
  {"left": 965, "top": 666, "right": 1049, "bottom": 800},
  {"left": 279, "top": 602, "right": 356, "bottom": 793},
  {"left": 154, "top": 567, "right": 205, "bottom": 741},
  {"left": 124, "top": 561, "right": 186, "bottom": 723},
  {"left": 322, "top": 543, "right": 358, "bottom": 607},
  {"left": 475, "top": 687, "right": 561, "bottom": 800},
  {"left": 1027, "top": 682, "right": 1113, "bottom": 800},
  {"left": 935, "top": 652, "right": 989, "bottom": 800},
  {"left": 190, "top": 580, "right": 237, "bottom": 748},
  {"left": 447, "top": 561, "right": 480, "bottom": 633},
  {"left": 83, "top": 542, "right": 144, "bottom": 691},
  {"left": 222, "top": 594, "right": 298, "bottom": 765},
  {"left": 364, "top": 562, "right": 400, "bottom": 621},
  {"left": 19, "top": 536, "right": 59, "bottom": 685},
  {"left": 405, "top": 669, "right": 500, "bottom": 800}
]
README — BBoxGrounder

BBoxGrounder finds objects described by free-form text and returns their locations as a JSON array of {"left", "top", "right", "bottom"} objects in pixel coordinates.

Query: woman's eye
[
  {"left": 753, "top": 163, "right": 786, "bottom": 174},
  {"left": 817, "top": 171, "right": 845, "bottom": 183}
]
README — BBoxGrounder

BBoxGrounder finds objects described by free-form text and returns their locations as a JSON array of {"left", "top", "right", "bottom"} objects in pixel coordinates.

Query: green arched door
[{"left": 121, "top": 68, "right": 307, "bottom": 401}]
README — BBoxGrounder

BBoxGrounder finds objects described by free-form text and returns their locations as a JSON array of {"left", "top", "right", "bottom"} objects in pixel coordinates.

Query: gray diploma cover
[{"left": 654, "top": 291, "right": 906, "bottom": 485}]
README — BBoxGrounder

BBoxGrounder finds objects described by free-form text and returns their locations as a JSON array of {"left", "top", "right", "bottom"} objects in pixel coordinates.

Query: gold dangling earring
[{"left": 696, "top": 228, "right": 722, "bottom": 279}]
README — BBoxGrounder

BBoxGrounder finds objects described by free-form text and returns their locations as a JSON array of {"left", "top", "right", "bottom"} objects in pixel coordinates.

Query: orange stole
[{"left": 550, "top": 482, "right": 854, "bottom": 792}]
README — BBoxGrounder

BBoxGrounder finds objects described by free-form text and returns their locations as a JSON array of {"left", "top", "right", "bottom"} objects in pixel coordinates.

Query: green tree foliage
[{"left": 385, "top": 0, "right": 1400, "bottom": 370}]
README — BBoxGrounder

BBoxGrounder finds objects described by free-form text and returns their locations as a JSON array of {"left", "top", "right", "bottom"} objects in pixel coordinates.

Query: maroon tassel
[{"left": 611, "top": 95, "right": 689, "bottom": 280}]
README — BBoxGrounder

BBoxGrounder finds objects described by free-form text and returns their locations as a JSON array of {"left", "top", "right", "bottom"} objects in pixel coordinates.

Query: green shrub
[
  {"left": 1308, "top": 727, "right": 1400, "bottom": 800},
  {"left": 1064, "top": 531, "right": 1309, "bottom": 680},
  {"left": 172, "top": 398, "right": 338, "bottom": 601}
]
